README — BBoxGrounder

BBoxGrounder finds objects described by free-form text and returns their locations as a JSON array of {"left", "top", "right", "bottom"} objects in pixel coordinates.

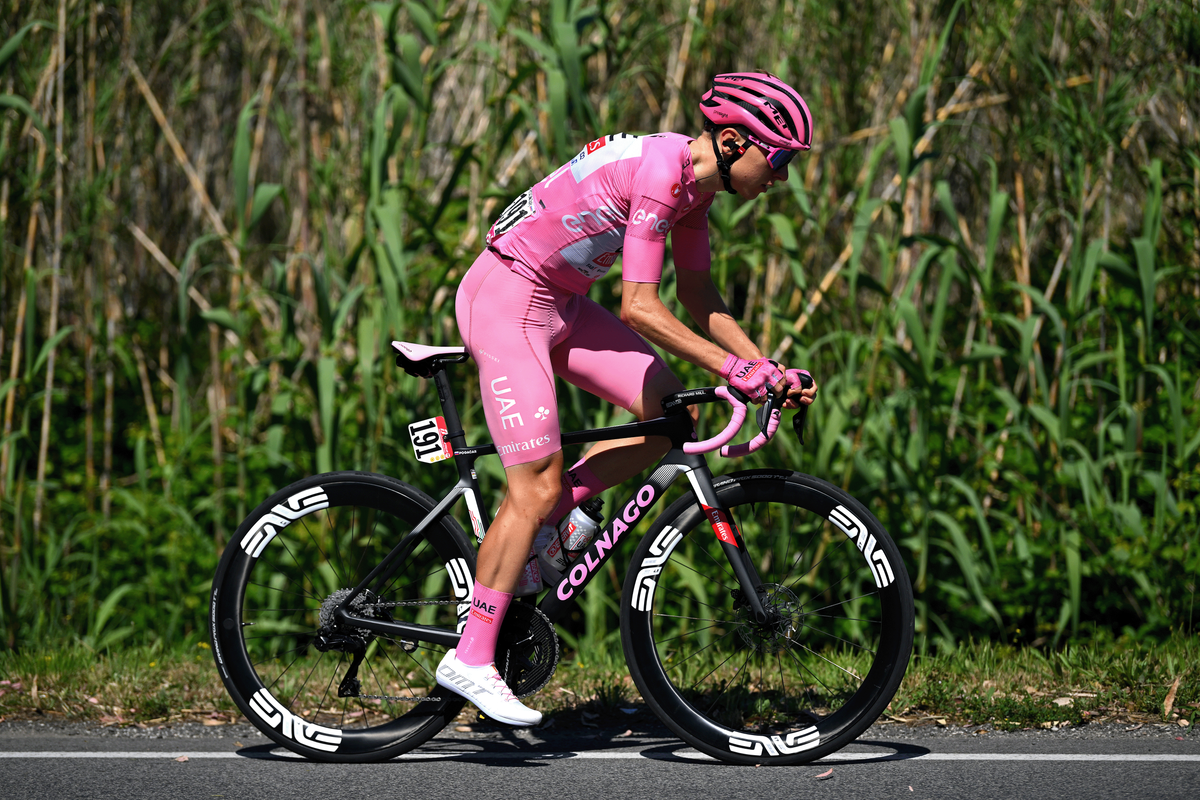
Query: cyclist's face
[{"left": 723, "top": 133, "right": 791, "bottom": 198}]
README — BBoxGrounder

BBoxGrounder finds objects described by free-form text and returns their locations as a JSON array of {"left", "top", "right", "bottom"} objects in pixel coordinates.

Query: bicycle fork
[{"left": 679, "top": 460, "right": 774, "bottom": 624}]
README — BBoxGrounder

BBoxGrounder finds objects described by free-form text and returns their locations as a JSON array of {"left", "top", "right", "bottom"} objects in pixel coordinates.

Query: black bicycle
[{"left": 209, "top": 341, "right": 913, "bottom": 765}]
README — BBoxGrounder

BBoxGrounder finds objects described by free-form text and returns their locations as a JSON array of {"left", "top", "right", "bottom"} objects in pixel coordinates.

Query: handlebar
[
  {"left": 668, "top": 370, "right": 814, "bottom": 457},
  {"left": 680, "top": 387, "right": 749, "bottom": 455}
]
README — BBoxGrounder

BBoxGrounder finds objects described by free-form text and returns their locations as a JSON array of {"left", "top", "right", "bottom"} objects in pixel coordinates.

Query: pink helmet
[{"left": 699, "top": 72, "right": 813, "bottom": 151}]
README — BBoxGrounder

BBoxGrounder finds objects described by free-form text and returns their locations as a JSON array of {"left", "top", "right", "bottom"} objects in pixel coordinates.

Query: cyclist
[{"left": 438, "top": 73, "right": 819, "bottom": 725}]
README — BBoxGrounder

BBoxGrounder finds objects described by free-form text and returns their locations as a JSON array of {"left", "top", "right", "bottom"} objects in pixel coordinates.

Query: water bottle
[
  {"left": 531, "top": 523, "right": 561, "bottom": 586},
  {"left": 537, "top": 497, "right": 604, "bottom": 579}
]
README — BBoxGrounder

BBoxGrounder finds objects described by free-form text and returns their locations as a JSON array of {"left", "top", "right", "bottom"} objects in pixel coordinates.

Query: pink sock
[
  {"left": 547, "top": 459, "right": 608, "bottom": 525},
  {"left": 457, "top": 581, "right": 512, "bottom": 666}
]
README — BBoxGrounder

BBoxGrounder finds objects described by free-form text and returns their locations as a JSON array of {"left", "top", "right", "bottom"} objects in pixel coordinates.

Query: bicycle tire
[
  {"left": 620, "top": 470, "right": 913, "bottom": 765},
  {"left": 210, "top": 471, "right": 475, "bottom": 762}
]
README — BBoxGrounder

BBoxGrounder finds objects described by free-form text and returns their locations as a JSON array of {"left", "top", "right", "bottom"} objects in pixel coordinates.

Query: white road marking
[{"left": 0, "top": 750, "right": 1198, "bottom": 762}]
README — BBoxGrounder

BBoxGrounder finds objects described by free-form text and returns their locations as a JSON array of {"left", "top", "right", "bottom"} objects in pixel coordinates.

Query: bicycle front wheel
[
  {"left": 210, "top": 472, "right": 475, "bottom": 762},
  {"left": 621, "top": 470, "right": 913, "bottom": 765}
]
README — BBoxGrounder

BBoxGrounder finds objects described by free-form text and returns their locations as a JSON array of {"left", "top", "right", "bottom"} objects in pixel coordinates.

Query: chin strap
[{"left": 708, "top": 128, "right": 745, "bottom": 195}]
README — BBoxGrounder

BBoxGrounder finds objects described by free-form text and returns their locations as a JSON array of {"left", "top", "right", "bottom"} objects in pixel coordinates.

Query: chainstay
[{"left": 336, "top": 598, "right": 459, "bottom": 701}]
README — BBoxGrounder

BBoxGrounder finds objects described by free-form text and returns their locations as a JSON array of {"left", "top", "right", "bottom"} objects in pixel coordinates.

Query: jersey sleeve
[
  {"left": 621, "top": 235, "right": 667, "bottom": 284},
  {"left": 676, "top": 194, "right": 714, "bottom": 230},
  {"left": 621, "top": 139, "right": 695, "bottom": 284}
]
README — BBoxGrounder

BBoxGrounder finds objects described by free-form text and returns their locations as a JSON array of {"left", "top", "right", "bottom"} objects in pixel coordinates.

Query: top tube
[{"left": 393, "top": 340, "right": 796, "bottom": 464}]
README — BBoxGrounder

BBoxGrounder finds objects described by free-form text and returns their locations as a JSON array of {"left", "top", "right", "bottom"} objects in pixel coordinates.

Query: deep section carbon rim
[
  {"left": 210, "top": 473, "right": 475, "bottom": 761},
  {"left": 621, "top": 471, "right": 913, "bottom": 765}
]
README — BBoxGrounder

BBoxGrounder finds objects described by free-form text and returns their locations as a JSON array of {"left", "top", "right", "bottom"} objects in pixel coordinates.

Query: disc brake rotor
[{"left": 736, "top": 584, "right": 801, "bottom": 654}]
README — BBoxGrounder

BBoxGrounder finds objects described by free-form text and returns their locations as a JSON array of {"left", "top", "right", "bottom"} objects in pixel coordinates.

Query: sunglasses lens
[{"left": 771, "top": 148, "right": 796, "bottom": 169}]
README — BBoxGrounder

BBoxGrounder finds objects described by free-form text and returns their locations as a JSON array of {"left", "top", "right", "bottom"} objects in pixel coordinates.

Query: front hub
[{"left": 735, "top": 584, "right": 800, "bottom": 653}]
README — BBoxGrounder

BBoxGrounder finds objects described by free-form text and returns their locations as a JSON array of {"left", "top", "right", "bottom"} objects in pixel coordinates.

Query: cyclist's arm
[
  {"left": 673, "top": 261, "right": 764, "bottom": 362},
  {"left": 620, "top": 222, "right": 764, "bottom": 369},
  {"left": 620, "top": 281, "right": 726, "bottom": 376},
  {"left": 667, "top": 209, "right": 763, "bottom": 361}
]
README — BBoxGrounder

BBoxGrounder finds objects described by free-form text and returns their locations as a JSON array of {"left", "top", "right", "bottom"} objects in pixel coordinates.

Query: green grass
[
  {"left": 891, "top": 634, "right": 1200, "bottom": 731},
  {"left": 2, "top": 635, "right": 1196, "bottom": 732}
]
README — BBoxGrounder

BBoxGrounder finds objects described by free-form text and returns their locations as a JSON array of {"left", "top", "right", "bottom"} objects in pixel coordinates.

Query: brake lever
[
  {"left": 791, "top": 371, "right": 814, "bottom": 445},
  {"left": 755, "top": 388, "right": 787, "bottom": 439}
]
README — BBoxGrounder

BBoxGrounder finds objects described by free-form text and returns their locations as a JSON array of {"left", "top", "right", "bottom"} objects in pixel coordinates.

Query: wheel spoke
[
  {"left": 650, "top": 620, "right": 734, "bottom": 646},
  {"left": 651, "top": 612, "right": 740, "bottom": 625},
  {"left": 700, "top": 647, "right": 754, "bottom": 717},
  {"left": 794, "top": 621, "right": 878, "bottom": 655},
  {"left": 801, "top": 591, "right": 880, "bottom": 617},
  {"left": 789, "top": 639, "right": 865, "bottom": 683},
  {"left": 664, "top": 624, "right": 741, "bottom": 671},
  {"left": 782, "top": 641, "right": 838, "bottom": 695}
]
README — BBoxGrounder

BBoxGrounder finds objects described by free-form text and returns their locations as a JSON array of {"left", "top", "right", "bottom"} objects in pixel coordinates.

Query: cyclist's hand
[
  {"left": 782, "top": 368, "right": 817, "bottom": 409},
  {"left": 720, "top": 354, "right": 785, "bottom": 403}
]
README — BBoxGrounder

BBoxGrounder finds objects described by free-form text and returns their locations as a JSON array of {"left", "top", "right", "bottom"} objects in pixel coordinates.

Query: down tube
[{"left": 537, "top": 458, "right": 697, "bottom": 623}]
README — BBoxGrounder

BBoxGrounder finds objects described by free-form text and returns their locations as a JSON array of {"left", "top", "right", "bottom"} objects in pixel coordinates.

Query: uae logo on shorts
[
  {"left": 670, "top": 182, "right": 682, "bottom": 198},
  {"left": 592, "top": 251, "right": 618, "bottom": 267}
]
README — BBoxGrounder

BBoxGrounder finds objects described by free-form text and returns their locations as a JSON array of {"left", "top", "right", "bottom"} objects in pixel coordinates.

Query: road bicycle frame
[{"left": 330, "top": 358, "right": 782, "bottom": 645}]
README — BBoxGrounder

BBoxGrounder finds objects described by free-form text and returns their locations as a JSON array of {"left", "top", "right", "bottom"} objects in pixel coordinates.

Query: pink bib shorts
[{"left": 455, "top": 250, "right": 667, "bottom": 466}]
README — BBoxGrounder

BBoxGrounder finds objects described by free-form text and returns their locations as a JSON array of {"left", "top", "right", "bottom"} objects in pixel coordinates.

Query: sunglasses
[
  {"left": 729, "top": 132, "right": 798, "bottom": 171},
  {"left": 746, "top": 133, "right": 798, "bottom": 169}
]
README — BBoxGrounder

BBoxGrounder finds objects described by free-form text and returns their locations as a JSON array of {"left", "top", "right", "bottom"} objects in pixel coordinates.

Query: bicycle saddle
[{"left": 391, "top": 341, "right": 471, "bottom": 378}]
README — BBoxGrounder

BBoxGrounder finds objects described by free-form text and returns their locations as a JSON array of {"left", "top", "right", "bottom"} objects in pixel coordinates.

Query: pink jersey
[{"left": 485, "top": 132, "right": 715, "bottom": 294}]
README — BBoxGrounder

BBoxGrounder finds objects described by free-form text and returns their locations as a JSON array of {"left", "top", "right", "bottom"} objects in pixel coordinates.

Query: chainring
[{"left": 495, "top": 602, "right": 559, "bottom": 698}]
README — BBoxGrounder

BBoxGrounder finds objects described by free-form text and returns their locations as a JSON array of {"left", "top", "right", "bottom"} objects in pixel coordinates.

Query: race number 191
[{"left": 408, "top": 416, "right": 453, "bottom": 463}]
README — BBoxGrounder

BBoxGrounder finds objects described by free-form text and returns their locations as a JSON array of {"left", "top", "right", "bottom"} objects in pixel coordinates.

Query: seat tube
[{"left": 431, "top": 369, "right": 491, "bottom": 536}]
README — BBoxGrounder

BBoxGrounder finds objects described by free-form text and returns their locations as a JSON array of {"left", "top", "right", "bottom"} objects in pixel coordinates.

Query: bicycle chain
[
  {"left": 350, "top": 598, "right": 458, "bottom": 702},
  {"left": 363, "top": 599, "right": 458, "bottom": 609},
  {"left": 355, "top": 693, "right": 445, "bottom": 703}
]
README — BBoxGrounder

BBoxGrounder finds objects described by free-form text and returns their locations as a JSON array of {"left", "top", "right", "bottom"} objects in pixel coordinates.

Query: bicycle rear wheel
[
  {"left": 620, "top": 470, "right": 913, "bottom": 765},
  {"left": 210, "top": 472, "right": 475, "bottom": 762}
]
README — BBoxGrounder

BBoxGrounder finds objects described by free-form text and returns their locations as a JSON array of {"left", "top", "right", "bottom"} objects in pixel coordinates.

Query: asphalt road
[{"left": 1, "top": 718, "right": 1197, "bottom": 800}]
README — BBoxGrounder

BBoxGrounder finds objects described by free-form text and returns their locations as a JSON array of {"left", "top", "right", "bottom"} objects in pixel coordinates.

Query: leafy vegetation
[{"left": 0, "top": 0, "right": 1197, "bottom": 660}]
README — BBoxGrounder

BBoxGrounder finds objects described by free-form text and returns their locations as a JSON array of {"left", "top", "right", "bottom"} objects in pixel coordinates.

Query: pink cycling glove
[
  {"left": 719, "top": 354, "right": 784, "bottom": 401},
  {"left": 784, "top": 368, "right": 813, "bottom": 393}
]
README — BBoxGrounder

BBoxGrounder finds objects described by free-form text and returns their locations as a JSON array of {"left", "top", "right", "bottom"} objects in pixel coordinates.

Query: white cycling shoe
[{"left": 436, "top": 649, "right": 543, "bottom": 727}]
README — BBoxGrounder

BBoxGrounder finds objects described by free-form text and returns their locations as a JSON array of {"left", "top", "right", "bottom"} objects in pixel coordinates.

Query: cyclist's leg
[
  {"left": 474, "top": 452, "right": 563, "bottom": 593},
  {"left": 446, "top": 251, "right": 565, "bottom": 723},
  {"left": 548, "top": 295, "right": 698, "bottom": 509}
]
